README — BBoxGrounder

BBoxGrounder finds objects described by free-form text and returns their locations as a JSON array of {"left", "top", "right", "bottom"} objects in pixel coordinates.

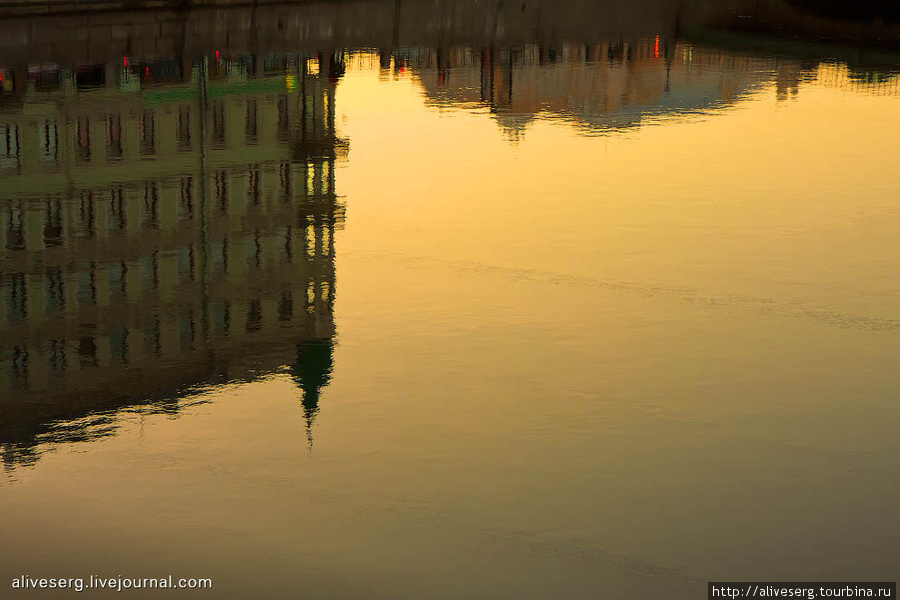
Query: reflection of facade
[
  {"left": 399, "top": 41, "right": 784, "bottom": 138},
  {"left": 395, "top": 40, "right": 899, "bottom": 138},
  {"left": 0, "top": 53, "right": 347, "bottom": 468}
]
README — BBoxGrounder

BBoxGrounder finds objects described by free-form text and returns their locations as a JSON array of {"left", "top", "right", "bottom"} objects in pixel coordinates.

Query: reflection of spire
[{"left": 291, "top": 337, "right": 334, "bottom": 451}]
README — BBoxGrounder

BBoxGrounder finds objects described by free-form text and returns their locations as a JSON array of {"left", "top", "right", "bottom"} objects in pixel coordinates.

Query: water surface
[{"left": 1, "top": 11, "right": 900, "bottom": 599}]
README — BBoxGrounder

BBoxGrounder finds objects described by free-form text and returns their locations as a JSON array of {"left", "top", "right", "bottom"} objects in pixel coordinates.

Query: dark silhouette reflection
[
  {"left": 0, "top": 51, "right": 347, "bottom": 471},
  {"left": 292, "top": 338, "right": 334, "bottom": 450}
]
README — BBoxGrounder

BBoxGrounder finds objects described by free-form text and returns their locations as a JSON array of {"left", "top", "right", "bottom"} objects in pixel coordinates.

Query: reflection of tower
[
  {"left": 291, "top": 338, "right": 333, "bottom": 451},
  {"left": 287, "top": 51, "right": 346, "bottom": 448}
]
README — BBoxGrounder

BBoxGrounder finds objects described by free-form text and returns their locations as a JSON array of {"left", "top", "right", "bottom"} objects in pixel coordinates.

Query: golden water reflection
[{"left": 1, "top": 21, "right": 899, "bottom": 599}]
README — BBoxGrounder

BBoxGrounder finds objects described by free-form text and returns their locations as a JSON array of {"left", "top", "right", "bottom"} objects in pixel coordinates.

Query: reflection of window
[
  {"left": 306, "top": 221, "right": 316, "bottom": 258},
  {"left": 248, "top": 168, "right": 261, "bottom": 205},
  {"left": 41, "top": 119, "right": 59, "bottom": 164},
  {"left": 108, "top": 187, "right": 125, "bottom": 231},
  {"left": 306, "top": 278, "right": 316, "bottom": 312},
  {"left": 278, "top": 288, "right": 293, "bottom": 322},
  {"left": 245, "top": 299, "right": 262, "bottom": 332},
  {"left": 277, "top": 96, "right": 290, "bottom": 141},
  {"left": 212, "top": 236, "right": 228, "bottom": 276},
  {"left": 143, "top": 317, "right": 162, "bottom": 358},
  {"left": 213, "top": 300, "right": 230, "bottom": 336},
  {"left": 48, "top": 339, "right": 67, "bottom": 373},
  {"left": 321, "top": 225, "right": 331, "bottom": 256},
  {"left": 177, "top": 246, "right": 195, "bottom": 282},
  {"left": 282, "top": 226, "right": 293, "bottom": 263},
  {"left": 179, "top": 177, "right": 194, "bottom": 220},
  {"left": 177, "top": 106, "right": 192, "bottom": 151},
  {"left": 248, "top": 231, "right": 261, "bottom": 268},
  {"left": 6, "top": 203, "right": 25, "bottom": 250},
  {"left": 75, "top": 117, "right": 91, "bottom": 163},
  {"left": 43, "top": 199, "right": 63, "bottom": 247},
  {"left": 211, "top": 101, "right": 226, "bottom": 148},
  {"left": 322, "top": 160, "right": 332, "bottom": 195},
  {"left": 77, "top": 191, "right": 96, "bottom": 238},
  {"left": 4, "top": 272, "right": 28, "bottom": 321},
  {"left": 109, "top": 327, "right": 129, "bottom": 364},
  {"left": 245, "top": 99, "right": 259, "bottom": 144},
  {"left": 106, "top": 114, "right": 123, "bottom": 160},
  {"left": 141, "top": 252, "right": 159, "bottom": 291},
  {"left": 139, "top": 110, "right": 156, "bottom": 155},
  {"left": 1, "top": 123, "right": 20, "bottom": 171},
  {"left": 279, "top": 162, "right": 292, "bottom": 202},
  {"left": 78, "top": 337, "right": 99, "bottom": 368},
  {"left": 76, "top": 263, "right": 97, "bottom": 307},
  {"left": 108, "top": 261, "right": 128, "bottom": 302},
  {"left": 143, "top": 182, "right": 159, "bottom": 229},
  {"left": 179, "top": 311, "right": 195, "bottom": 351},
  {"left": 215, "top": 170, "right": 229, "bottom": 212},
  {"left": 305, "top": 162, "right": 315, "bottom": 196},
  {"left": 46, "top": 267, "right": 65, "bottom": 313},
  {"left": 10, "top": 345, "right": 29, "bottom": 389}
]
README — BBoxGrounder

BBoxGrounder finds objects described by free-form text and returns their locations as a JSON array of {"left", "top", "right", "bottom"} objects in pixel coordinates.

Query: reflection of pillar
[
  {"left": 181, "top": 53, "right": 193, "bottom": 83},
  {"left": 437, "top": 47, "right": 449, "bottom": 85},
  {"left": 391, "top": 0, "right": 402, "bottom": 49},
  {"left": 13, "top": 65, "right": 27, "bottom": 98},
  {"left": 480, "top": 48, "right": 494, "bottom": 105},
  {"left": 105, "top": 62, "right": 117, "bottom": 88},
  {"left": 318, "top": 51, "right": 345, "bottom": 83}
]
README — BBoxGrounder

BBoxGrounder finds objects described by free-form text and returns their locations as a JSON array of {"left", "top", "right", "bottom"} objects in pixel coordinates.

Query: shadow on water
[{"left": 1, "top": 0, "right": 899, "bottom": 474}]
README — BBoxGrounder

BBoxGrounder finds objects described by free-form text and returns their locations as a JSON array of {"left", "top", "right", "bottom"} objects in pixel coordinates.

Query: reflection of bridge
[{"left": 0, "top": 53, "right": 347, "bottom": 469}]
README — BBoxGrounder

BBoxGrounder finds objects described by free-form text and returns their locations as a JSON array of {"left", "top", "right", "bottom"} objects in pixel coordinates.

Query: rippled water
[{"left": 1, "top": 5, "right": 900, "bottom": 598}]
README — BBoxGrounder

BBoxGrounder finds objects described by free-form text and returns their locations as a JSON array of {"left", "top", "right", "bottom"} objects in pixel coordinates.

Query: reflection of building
[
  {"left": 0, "top": 52, "right": 348, "bottom": 468},
  {"left": 388, "top": 38, "right": 897, "bottom": 140},
  {"left": 398, "top": 41, "right": 786, "bottom": 139}
]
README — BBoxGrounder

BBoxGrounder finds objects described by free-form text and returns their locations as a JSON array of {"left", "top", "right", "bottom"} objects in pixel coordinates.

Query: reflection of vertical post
[
  {"left": 480, "top": 48, "right": 495, "bottom": 106},
  {"left": 436, "top": 47, "right": 448, "bottom": 85},
  {"left": 105, "top": 62, "right": 117, "bottom": 88},
  {"left": 198, "top": 56, "right": 211, "bottom": 347},
  {"left": 13, "top": 65, "right": 27, "bottom": 99},
  {"left": 506, "top": 49, "right": 513, "bottom": 107},
  {"left": 326, "top": 77, "right": 336, "bottom": 138},
  {"left": 178, "top": 8, "right": 192, "bottom": 83},
  {"left": 391, "top": 0, "right": 402, "bottom": 50},
  {"left": 379, "top": 49, "right": 392, "bottom": 70}
]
